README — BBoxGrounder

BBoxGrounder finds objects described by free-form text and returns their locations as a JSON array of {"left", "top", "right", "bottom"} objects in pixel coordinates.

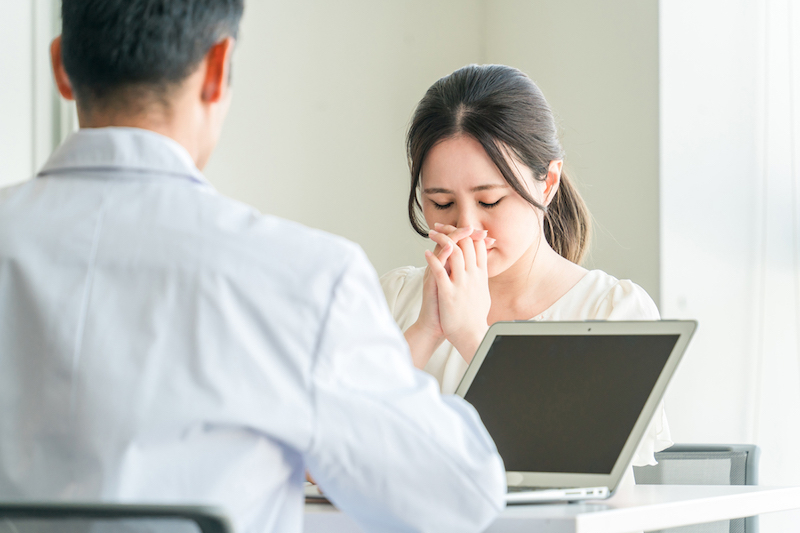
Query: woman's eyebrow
[{"left": 423, "top": 184, "right": 509, "bottom": 194}]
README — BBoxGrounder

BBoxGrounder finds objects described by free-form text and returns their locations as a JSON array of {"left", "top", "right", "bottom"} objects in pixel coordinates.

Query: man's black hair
[{"left": 61, "top": 0, "right": 244, "bottom": 111}]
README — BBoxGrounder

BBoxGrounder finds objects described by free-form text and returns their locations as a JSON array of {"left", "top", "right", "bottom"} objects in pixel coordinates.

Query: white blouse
[{"left": 380, "top": 267, "right": 672, "bottom": 466}]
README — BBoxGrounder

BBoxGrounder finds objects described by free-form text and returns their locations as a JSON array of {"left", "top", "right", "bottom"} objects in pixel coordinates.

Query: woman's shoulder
[
  {"left": 379, "top": 266, "right": 426, "bottom": 327},
  {"left": 584, "top": 270, "right": 660, "bottom": 320},
  {"left": 379, "top": 265, "right": 425, "bottom": 296},
  {"left": 541, "top": 269, "right": 660, "bottom": 321}
]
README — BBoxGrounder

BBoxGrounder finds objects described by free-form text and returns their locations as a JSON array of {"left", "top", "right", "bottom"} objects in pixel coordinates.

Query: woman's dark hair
[
  {"left": 61, "top": 0, "right": 244, "bottom": 111},
  {"left": 406, "top": 64, "right": 591, "bottom": 264}
]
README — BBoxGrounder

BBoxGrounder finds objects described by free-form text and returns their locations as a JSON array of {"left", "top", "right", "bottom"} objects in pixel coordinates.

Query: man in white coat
[{"left": 0, "top": 1, "right": 506, "bottom": 532}]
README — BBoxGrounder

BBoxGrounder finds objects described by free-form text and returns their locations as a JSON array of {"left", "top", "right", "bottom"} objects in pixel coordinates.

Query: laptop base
[{"left": 505, "top": 486, "right": 609, "bottom": 505}]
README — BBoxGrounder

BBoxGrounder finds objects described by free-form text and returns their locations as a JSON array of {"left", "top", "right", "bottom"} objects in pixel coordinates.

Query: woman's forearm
[
  {"left": 448, "top": 325, "right": 489, "bottom": 365},
  {"left": 404, "top": 321, "right": 446, "bottom": 369}
]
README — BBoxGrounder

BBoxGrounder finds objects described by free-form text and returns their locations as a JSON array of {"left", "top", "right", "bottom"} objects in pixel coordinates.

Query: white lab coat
[{"left": 0, "top": 127, "right": 506, "bottom": 533}]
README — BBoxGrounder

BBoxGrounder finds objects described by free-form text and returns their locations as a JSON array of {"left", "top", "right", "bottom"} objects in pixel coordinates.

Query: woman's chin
[{"left": 487, "top": 255, "right": 504, "bottom": 278}]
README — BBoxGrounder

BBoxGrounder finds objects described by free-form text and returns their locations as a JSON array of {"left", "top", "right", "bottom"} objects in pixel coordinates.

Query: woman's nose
[{"left": 456, "top": 210, "right": 482, "bottom": 231}]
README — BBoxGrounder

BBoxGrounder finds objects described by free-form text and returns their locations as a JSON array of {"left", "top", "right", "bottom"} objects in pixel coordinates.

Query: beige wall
[
  {"left": 484, "top": 0, "right": 660, "bottom": 303},
  {"left": 3, "top": 1, "right": 661, "bottom": 295},
  {"left": 202, "top": 1, "right": 661, "bottom": 300},
  {"left": 205, "top": 1, "right": 484, "bottom": 277}
]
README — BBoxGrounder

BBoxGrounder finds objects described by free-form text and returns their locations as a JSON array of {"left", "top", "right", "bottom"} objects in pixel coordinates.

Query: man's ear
[
  {"left": 50, "top": 36, "right": 75, "bottom": 101},
  {"left": 543, "top": 160, "right": 563, "bottom": 206},
  {"left": 200, "top": 37, "right": 235, "bottom": 103}
]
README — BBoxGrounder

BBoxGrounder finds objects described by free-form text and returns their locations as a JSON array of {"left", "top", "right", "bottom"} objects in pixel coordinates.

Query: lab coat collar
[{"left": 38, "top": 127, "right": 210, "bottom": 187}]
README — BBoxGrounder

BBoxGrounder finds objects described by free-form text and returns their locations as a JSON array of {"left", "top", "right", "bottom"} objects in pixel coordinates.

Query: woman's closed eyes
[
  {"left": 429, "top": 197, "right": 505, "bottom": 210},
  {"left": 479, "top": 198, "right": 504, "bottom": 208}
]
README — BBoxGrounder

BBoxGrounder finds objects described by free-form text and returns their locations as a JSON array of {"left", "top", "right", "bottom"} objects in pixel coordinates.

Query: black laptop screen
[{"left": 463, "top": 334, "right": 679, "bottom": 474}]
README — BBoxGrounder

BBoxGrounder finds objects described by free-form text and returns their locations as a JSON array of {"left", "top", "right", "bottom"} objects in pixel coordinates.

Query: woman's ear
[{"left": 543, "top": 160, "right": 563, "bottom": 206}]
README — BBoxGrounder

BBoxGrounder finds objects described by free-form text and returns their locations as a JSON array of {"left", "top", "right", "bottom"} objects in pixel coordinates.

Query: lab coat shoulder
[
  {"left": 166, "top": 187, "right": 363, "bottom": 327},
  {"left": 127, "top": 188, "right": 373, "bottom": 451},
  {"left": 189, "top": 188, "right": 359, "bottom": 283}
]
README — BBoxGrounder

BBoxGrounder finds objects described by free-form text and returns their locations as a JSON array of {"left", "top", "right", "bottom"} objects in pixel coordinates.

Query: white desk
[{"left": 304, "top": 485, "right": 800, "bottom": 533}]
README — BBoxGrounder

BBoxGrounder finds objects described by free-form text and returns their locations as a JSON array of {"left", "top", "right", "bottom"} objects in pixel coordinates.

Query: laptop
[{"left": 454, "top": 320, "right": 696, "bottom": 505}]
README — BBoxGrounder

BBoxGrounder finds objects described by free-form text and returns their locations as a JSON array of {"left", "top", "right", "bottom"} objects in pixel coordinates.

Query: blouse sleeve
[
  {"left": 379, "top": 266, "right": 423, "bottom": 332},
  {"left": 595, "top": 279, "right": 673, "bottom": 467},
  {"left": 593, "top": 279, "right": 660, "bottom": 321},
  {"left": 379, "top": 267, "right": 414, "bottom": 316}
]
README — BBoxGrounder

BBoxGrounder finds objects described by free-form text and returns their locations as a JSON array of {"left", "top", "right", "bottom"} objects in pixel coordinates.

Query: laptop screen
[{"left": 463, "top": 334, "right": 679, "bottom": 474}]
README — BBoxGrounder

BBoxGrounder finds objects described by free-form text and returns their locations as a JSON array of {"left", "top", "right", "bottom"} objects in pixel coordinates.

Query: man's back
[{"left": 0, "top": 128, "right": 506, "bottom": 532}]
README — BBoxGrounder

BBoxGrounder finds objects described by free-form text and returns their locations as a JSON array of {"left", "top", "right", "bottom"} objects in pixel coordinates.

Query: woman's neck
[{"left": 487, "top": 241, "right": 587, "bottom": 323}]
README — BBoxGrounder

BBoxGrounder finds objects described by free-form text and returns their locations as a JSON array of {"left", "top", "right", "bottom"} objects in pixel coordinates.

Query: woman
[{"left": 381, "top": 64, "right": 670, "bottom": 467}]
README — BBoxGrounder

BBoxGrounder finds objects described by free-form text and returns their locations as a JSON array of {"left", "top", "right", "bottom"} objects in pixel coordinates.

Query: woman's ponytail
[{"left": 544, "top": 169, "right": 591, "bottom": 264}]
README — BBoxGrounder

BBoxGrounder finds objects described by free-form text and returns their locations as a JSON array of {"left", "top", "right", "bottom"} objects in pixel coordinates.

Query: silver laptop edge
[{"left": 454, "top": 320, "right": 696, "bottom": 502}]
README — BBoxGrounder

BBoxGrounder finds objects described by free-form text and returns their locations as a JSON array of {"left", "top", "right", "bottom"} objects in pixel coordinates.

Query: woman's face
[{"left": 421, "top": 135, "right": 556, "bottom": 279}]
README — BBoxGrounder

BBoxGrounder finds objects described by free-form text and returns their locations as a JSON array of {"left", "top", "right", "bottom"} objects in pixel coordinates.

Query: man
[{"left": 0, "top": 1, "right": 505, "bottom": 532}]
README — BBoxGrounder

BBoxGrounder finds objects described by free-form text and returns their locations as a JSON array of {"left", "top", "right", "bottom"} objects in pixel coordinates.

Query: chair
[
  {"left": 633, "top": 444, "right": 760, "bottom": 533},
  {"left": 0, "top": 502, "right": 233, "bottom": 533}
]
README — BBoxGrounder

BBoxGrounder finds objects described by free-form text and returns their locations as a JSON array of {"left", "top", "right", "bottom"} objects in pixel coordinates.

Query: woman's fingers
[
  {"left": 433, "top": 222, "right": 457, "bottom": 234},
  {"left": 429, "top": 227, "right": 489, "bottom": 278},
  {"left": 427, "top": 229, "right": 452, "bottom": 250},
  {"left": 433, "top": 223, "right": 486, "bottom": 243},
  {"left": 476, "top": 235, "right": 488, "bottom": 270},
  {"left": 429, "top": 229, "right": 465, "bottom": 275},
  {"left": 461, "top": 229, "right": 488, "bottom": 272},
  {"left": 437, "top": 241, "right": 453, "bottom": 266},
  {"left": 459, "top": 232, "right": 477, "bottom": 271},
  {"left": 428, "top": 226, "right": 470, "bottom": 256},
  {"left": 424, "top": 249, "right": 451, "bottom": 286},
  {"left": 469, "top": 229, "right": 487, "bottom": 241},
  {"left": 446, "top": 226, "right": 473, "bottom": 243}
]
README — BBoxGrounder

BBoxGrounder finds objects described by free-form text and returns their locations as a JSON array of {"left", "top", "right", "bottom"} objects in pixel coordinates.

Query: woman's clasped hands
[{"left": 405, "top": 223, "right": 496, "bottom": 368}]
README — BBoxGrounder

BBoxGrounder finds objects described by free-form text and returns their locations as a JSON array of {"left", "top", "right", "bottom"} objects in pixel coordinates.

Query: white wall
[
  {"left": 0, "top": 4, "right": 33, "bottom": 188},
  {"left": 660, "top": 0, "right": 760, "bottom": 449},
  {"left": 483, "top": 0, "right": 661, "bottom": 304},
  {"left": 0, "top": 0, "right": 63, "bottom": 188},
  {"left": 660, "top": 0, "right": 800, "bottom": 529}
]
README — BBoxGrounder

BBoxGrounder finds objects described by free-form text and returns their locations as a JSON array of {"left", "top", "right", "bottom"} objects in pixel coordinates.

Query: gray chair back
[
  {"left": 0, "top": 502, "right": 233, "bottom": 533},
  {"left": 633, "top": 444, "right": 760, "bottom": 533}
]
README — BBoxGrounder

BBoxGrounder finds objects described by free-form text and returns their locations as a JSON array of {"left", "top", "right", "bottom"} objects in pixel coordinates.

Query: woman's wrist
[
  {"left": 449, "top": 325, "right": 489, "bottom": 364},
  {"left": 404, "top": 321, "right": 446, "bottom": 369}
]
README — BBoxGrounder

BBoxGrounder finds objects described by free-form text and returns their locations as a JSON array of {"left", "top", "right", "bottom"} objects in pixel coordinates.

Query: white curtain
[
  {"left": 751, "top": 0, "right": 800, "bottom": 499},
  {"left": 660, "top": 0, "right": 800, "bottom": 530}
]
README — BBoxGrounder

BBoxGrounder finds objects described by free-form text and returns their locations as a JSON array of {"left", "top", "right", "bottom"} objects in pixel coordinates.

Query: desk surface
[{"left": 304, "top": 485, "right": 800, "bottom": 533}]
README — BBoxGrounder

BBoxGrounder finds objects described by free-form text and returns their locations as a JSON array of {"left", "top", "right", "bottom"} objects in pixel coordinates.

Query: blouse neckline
[{"left": 530, "top": 269, "right": 605, "bottom": 321}]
